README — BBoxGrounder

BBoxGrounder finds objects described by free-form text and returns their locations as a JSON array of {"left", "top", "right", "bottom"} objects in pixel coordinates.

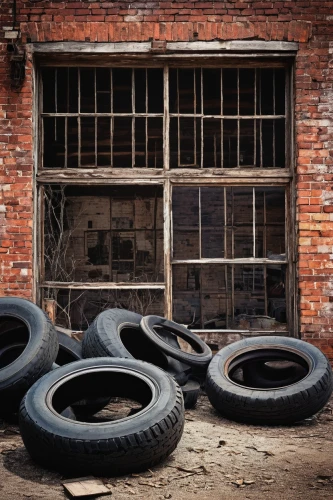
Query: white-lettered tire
[
  {"left": 19, "top": 357, "right": 185, "bottom": 476},
  {"left": 206, "top": 336, "right": 333, "bottom": 425}
]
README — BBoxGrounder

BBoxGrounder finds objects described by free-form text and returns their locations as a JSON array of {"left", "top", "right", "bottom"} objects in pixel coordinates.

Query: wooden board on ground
[{"left": 62, "top": 477, "right": 111, "bottom": 497}]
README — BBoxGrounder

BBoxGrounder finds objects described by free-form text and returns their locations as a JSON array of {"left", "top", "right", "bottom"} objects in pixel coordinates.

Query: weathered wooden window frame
[{"left": 33, "top": 42, "right": 297, "bottom": 335}]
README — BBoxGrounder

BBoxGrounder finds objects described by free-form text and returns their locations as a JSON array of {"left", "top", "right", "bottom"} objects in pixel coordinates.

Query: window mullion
[{"left": 163, "top": 65, "right": 170, "bottom": 171}]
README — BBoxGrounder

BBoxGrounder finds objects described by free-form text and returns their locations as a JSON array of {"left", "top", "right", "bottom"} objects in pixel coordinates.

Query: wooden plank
[
  {"left": 164, "top": 179, "right": 172, "bottom": 319},
  {"left": 43, "top": 299, "right": 56, "bottom": 323},
  {"left": 36, "top": 168, "right": 292, "bottom": 184},
  {"left": 40, "top": 282, "right": 165, "bottom": 289},
  {"left": 32, "top": 41, "right": 299, "bottom": 54},
  {"left": 171, "top": 258, "right": 287, "bottom": 264},
  {"left": 37, "top": 55, "right": 293, "bottom": 68},
  {"left": 62, "top": 477, "right": 110, "bottom": 497}
]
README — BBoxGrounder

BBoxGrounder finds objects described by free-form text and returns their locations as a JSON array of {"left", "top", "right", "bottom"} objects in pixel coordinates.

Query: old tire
[
  {"left": 206, "top": 336, "right": 333, "bottom": 425},
  {"left": 55, "top": 330, "right": 82, "bottom": 364},
  {"left": 55, "top": 330, "right": 110, "bottom": 416},
  {"left": 19, "top": 357, "right": 185, "bottom": 476},
  {"left": 181, "top": 380, "right": 200, "bottom": 410},
  {"left": 243, "top": 360, "right": 308, "bottom": 389},
  {"left": 140, "top": 316, "right": 212, "bottom": 369},
  {"left": 82, "top": 309, "right": 191, "bottom": 385},
  {"left": 0, "top": 298, "right": 58, "bottom": 415}
]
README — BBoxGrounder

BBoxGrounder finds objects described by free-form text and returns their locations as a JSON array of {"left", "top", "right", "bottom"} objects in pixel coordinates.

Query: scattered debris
[
  {"left": 246, "top": 446, "right": 275, "bottom": 457},
  {"left": 186, "top": 447, "right": 208, "bottom": 453},
  {"left": 217, "top": 440, "right": 227, "bottom": 447},
  {"left": 62, "top": 477, "right": 111, "bottom": 497}
]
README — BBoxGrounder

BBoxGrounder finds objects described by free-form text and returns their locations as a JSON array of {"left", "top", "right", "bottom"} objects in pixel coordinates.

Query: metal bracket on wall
[
  {"left": 8, "top": 43, "right": 26, "bottom": 88},
  {"left": 150, "top": 40, "right": 167, "bottom": 53}
]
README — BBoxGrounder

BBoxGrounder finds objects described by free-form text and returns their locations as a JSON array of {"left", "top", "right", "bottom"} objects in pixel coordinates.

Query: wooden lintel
[
  {"left": 31, "top": 41, "right": 298, "bottom": 54},
  {"left": 37, "top": 168, "right": 291, "bottom": 185},
  {"left": 40, "top": 282, "right": 165, "bottom": 290}
]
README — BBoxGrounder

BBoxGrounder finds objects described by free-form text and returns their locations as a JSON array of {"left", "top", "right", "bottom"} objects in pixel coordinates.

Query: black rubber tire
[
  {"left": 181, "top": 379, "right": 200, "bottom": 410},
  {"left": 0, "top": 298, "right": 59, "bottom": 415},
  {"left": 19, "top": 357, "right": 185, "bottom": 476},
  {"left": 55, "top": 330, "right": 82, "bottom": 364},
  {"left": 140, "top": 316, "right": 212, "bottom": 369},
  {"left": 206, "top": 336, "right": 333, "bottom": 425},
  {"left": 54, "top": 331, "right": 110, "bottom": 416},
  {"left": 82, "top": 309, "right": 191, "bottom": 385},
  {"left": 243, "top": 360, "right": 308, "bottom": 388}
]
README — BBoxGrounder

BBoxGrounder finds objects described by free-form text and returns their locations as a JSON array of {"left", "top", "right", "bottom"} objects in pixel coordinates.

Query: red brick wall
[{"left": 1, "top": 1, "right": 333, "bottom": 360}]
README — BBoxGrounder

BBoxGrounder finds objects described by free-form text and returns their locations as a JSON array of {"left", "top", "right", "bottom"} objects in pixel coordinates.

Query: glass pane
[
  {"left": 275, "top": 68, "right": 285, "bottom": 115},
  {"left": 68, "top": 68, "right": 79, "bottom": 113},
  {"left": 239, "top": 119, "right": 254, "bottom": 166},
  {"left": 169, "top": 68, "right": 200, "bottom": 114},
  {"left": 80, "top": 117, "right": 95, "bottom": 166},
  {"left": 223, "top": 119, "right": 238, "bottom": 168},
  {"left": 172, "top": 265, "right": 201, "bottom": 327},
  {"left": 86, "top": 231, "right": 110, "bottom": 266},
  {"left": 239, "top": 69, "right": 255, "bottom": 115},
  {"left": 43, "top": 117, "right": 65, "bottom": 168},
  {"left": 223, "top": 69, "right": 238, "bottom": 115},
  {"left": 97, "top": 117, "right": 111, "bottom": 167},
  {"left": 170, "top": 118, "right": 201, "bottom": 168},
  {"left": 258, "top": 69, "right": 274, "bottom": 115},
  {"left": 113, "top": 68, "right": 132, "bottom": 113},
  {"left": 112, "top": 199, "right": 134, "bottom": 229},
  {"left": 148, "top": 118, "right": 163, "bottom": 168},
  {"left": 67, "top": 117, "right": 78, "bottom": 168},
  {"left": 255, "top": 187, "right": 285, "bottom": 258},
  {"left": 203, "top": 69, "right": 221, "bottom": 115},
  {"left": 57, "top": 68, "right": 69, "bottom": 113},
  {"left": 135, "top": 117, "right": 146, "bottom": 168},
  {"left": 201, "top": 187, "right": 225, "bottom": 258},
  {"left": 96, "top": 68, "right": 111, "bottom": 113},
  {"left": 135, "top": 69, "right": 146, "bottom": 113},
  {"left": 80, "top": 69, "right": 95, "bottom": 113},
  {"left": 172, "top": 264, "right": 287, "bottom": 330},
  {"left": 172, "top": 187, "right": 199, "bottom": 259},
  {"left": 42, "top": 68, "right": 55, "bottom": 113},
  {"left": 203, "top": 119, "right": 222, "bottom": 168},
  {"left": 275, "top": 119, "right": 285, "bottom": 167},
  {"left": 113, "top": 117, "right": 132, "bottom": 168},
  {"left": 262, "top": 119, "right": 274, "bottom": 166},
  {"left": 226, "top": 188, "right": 253, "bottom": 258},
  {"left": 201, "top": 264, "right": 228, "bottom": 329},
  {"left": 148, "top": 68, "right": 164, "bottom": 113},
  {"left": 43, "top": 185, "right": 163, "bottom": 284}
]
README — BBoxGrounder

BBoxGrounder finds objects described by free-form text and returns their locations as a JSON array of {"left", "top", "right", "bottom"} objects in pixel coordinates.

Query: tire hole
[
  {"left": 120, "top": 327, "right": 168, "bottom": 369},
  {"left": 0, "top": 318, "right": 29, "bottom": 368},
  {"left": 51, "top": 370, "right": 153, "bottom": 423}
]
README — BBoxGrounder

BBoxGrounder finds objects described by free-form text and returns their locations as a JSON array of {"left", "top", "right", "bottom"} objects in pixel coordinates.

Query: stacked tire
[
  {"left": 82, "top": 309, "right": 213, "bottom": 409},
  {"left": 1, "top": 296, "right": 332, "bottom": 476},
  {"left": 205, "top": 336, "right": 333, "bottom": 425},
  {"left": 0, "top": 298, "right": 191, "bottom": 476}
]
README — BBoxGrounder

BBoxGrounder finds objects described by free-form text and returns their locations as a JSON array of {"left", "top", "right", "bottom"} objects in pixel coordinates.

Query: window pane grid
[{"left": 41, "top": 66, "right": 286, "bottom": 170}]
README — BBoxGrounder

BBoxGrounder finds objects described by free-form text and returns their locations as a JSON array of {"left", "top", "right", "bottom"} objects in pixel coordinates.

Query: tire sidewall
[
  {"left": 207, "top": 336, "right": 330, "bottom": 400},
  {"left": 0, "top": 298, "right": 57, "bottom": 387},
  {"left": 140, "top": 315, "right": 212, "bottom": 368},
  {"left": 20, "top": 357, "right": 182, "bottom": 441}
]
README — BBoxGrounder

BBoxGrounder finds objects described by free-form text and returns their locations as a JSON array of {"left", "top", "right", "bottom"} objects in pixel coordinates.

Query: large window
[
  {"left": 41, "top": 67, "right": 286, "bottom": 170},
  {"left": 37, "top": 61, "right": 293, "bottom": 333}
]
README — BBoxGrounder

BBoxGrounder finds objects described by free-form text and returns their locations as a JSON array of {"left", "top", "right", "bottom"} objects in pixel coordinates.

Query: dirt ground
[{"left": 0, "top": 393, "right": 332, "bottom": 500}]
